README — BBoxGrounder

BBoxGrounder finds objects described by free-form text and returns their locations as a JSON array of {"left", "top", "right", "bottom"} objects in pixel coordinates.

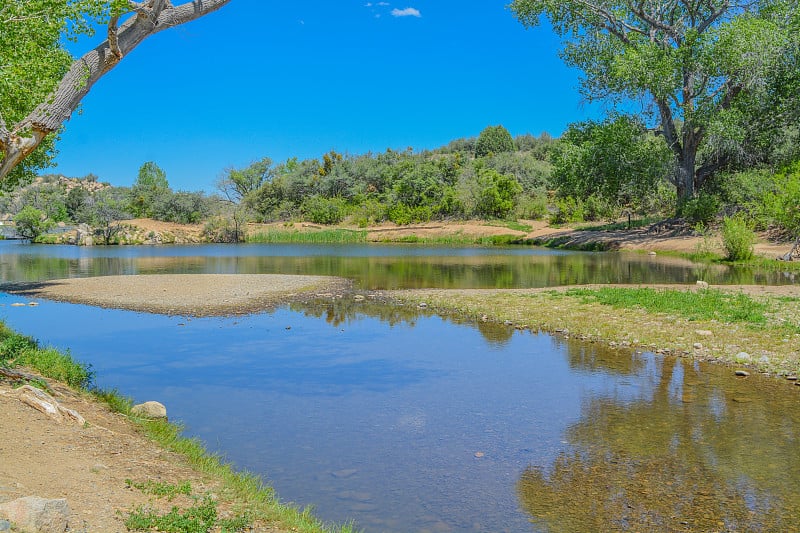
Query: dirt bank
[{"left": 0, "top": 379, "right": 262, "bottom": 532}]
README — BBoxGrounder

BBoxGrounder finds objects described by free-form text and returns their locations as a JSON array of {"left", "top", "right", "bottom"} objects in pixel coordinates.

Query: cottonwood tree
[
  {"left": 0, "top": 0, "right": 231, "bottom": 184},
  {"left": 510, "top": 0, "right": 795, "bottom": 200}
]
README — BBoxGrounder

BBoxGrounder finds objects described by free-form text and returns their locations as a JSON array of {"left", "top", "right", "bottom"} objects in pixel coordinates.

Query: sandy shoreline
[{"left": 1, "top": 274, "right": 351, "bottom": 317}]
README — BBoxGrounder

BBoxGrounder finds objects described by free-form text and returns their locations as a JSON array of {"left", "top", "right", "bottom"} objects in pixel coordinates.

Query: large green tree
[
  {"left": 129, "top": 161, "right": 169, "bottom": 217},
  {"left": 510, "top": 0, "right": 796, "bottom": 200},
  {"left": 0, "top": 0, "right": 231, "bottom": 183}
]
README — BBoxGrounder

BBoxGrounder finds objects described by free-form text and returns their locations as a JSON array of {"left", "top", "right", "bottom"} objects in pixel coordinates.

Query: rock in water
[
  {"left": 131, "top": 401, "right": 167, "bottom": 419},
  {"left": 0, "top": 496, "right": 69, "bottom": 533}
]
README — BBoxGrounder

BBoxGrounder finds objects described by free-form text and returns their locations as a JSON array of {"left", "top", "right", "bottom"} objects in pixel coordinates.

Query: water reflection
[
  {"left": 1, "top": 241, "right": 796, "bottom": 288},
  {"left": 1, "top": 292, "right": 799, "bottom": 532},
  {"left": 517, "top": 354, "right": 800, "bottom": 532}
]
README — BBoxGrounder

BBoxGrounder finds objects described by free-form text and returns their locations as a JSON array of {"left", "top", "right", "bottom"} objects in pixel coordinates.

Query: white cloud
[
  {"left": 377, "top": 2, "right": 390, "bottom": 5},
  {"left": 391, "top": 7, "right": 421, "bottom": 17}
]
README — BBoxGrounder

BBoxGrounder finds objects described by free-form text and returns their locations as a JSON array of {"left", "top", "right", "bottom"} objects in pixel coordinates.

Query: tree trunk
[
  {"left": 676, "top": 147, "right": 698, "bottom": 201},
  {"left": 0, "top": 0, "right": 231, "bottom": 183}
]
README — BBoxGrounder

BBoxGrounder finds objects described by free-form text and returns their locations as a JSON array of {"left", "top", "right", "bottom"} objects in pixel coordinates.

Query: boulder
[
  {"left": 0, "top": 496, "right": 69, "bottom": 533},
  {"left": 696, "top": 280, "right": 709, "bottom": 289},
  {"left": 131, "top": 401, "right": 167, "bottom": 419}
]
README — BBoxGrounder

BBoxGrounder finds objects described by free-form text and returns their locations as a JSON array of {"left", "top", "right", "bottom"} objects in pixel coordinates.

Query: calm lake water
[{"left": 1, "top": 241, "right": 798, "bottom": 532}]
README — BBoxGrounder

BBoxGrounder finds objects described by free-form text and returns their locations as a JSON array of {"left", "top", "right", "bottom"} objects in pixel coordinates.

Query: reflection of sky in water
[
  {"left": 2, "top": 239, "right": 796, "bottom": 288},
  {"left": 0, "top": 294, "right": 589, "bottom": 531},
  {"left": 1, "top": 291, "right": 798, "bottom": 532}
]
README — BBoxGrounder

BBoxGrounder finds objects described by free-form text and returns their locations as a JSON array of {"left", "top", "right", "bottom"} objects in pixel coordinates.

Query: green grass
[
  {"left": 247, "top": 228, "right": 367, "bottom": 244},
  {"left": 485, "top": 220, "right": 533, "bottom": 232},
  {"left": 386, "top": 234, "right": 525, "bottom": 246},
  {"left": 564, "top": 287, "right": 770, "bottom": 325},
  {"left": 0, "top": 324, "right": 92, "bottom": 388},
  {"left": 126, "top": 479, "right": 193, "bottom": 500}
]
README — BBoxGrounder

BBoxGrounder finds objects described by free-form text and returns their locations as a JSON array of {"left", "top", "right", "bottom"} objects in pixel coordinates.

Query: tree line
[{"left": 1, "top": 0, "right": 798, "bottom": 248}]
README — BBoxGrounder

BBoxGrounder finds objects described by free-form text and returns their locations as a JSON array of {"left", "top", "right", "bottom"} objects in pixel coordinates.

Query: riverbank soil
[
  {"left": 246, "top": 218, "right": 793, "bottom": 257},
  {"left": 0, "top": 377, "right": 284, "bottom": 532}
]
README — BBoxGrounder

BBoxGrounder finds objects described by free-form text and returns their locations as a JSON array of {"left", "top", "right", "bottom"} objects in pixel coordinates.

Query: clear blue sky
[{"left": 54, "top": 1, "right": 599, "bottom": 192}]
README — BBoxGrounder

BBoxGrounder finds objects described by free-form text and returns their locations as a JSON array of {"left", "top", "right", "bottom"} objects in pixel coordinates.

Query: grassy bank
[
  {"left": 0, "top": 322, "right": 355, "bottom": 533},
  {"left": 389, "top": 286, "right": 800, "bottom": 378}
]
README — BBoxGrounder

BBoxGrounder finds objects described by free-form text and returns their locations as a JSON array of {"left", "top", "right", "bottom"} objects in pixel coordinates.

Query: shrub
[
  {"left": 515, "top": 194, "right": 548, "bottom": 220},
  {"left": 349, "top": 198, "right": 387, "bottom": 227},
  {"left": 721, "top": 215, "right": 755, "bottom": 261},
  {"left": 680, "top": 194, "right": 720, "bottom": 225},
  {"left": 475, "top": 125, "right": 515, "bottom": 158},
  {"left": 388, "top": 203, "right": 412, "bottom": 225},
  {"left": 549, "top": 197, "right": 585, "bottom": 224},
  {"left": 302, "top": 196, "right": 347, "bottom": 225},
  {"left": 202, "top": 216, "right": 245, "bottom": 243},
  {"left": 759, "top": 165, "right": 800, "bottom": 236},
  {"left": 474, "top": 168, "right": 522, "bottom": 219},
  {"left": 13, "top": 205, "right": 54, "bottom": 240},
  {"left": 584, "top": 194, "right": 618, "bottom": 221}
]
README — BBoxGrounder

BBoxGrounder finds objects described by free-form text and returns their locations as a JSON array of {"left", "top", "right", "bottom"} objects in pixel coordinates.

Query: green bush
[
  {"left": 584, "top": 194, "right": 618, "bottom": 221},
  {"left": 721, "top": 215, "right": 755, "bottom": 261},
  {"left": 13, "top": 205, "right": 54, "bottom": 240},
  {"left": 202, "top": 216, "right": 245, "bottom": 243},
  {"left": 475, "top": 125, "right": 515, "bottom": 158},
  {"left": 388, "top": 203, "right": 412, "bottom": 225},
  {"left": 302, "top": 196, "right": 347, "bottom": 225},
  {"left": 515, "top": 194, "right": 548, "bottom": 220},
  {"left": 760, "top": 165, "right": 800, "bottom": 236},
  {"left": 679, "top": 194, "right": 720, "bottom": 225},
  {"left": 474, "top": 168, "right": 522, "bottom": 219},
  {"left": 349, "top": 198, "right": 387, "bottom": 227},
  {"left": 549, "top": 197, "right": 585, "bottom": 224}
]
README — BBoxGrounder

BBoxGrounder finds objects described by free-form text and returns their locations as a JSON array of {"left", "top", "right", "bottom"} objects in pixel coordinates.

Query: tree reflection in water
[{"left": 517, "top": 344, "right": 800, "bottom": 532}]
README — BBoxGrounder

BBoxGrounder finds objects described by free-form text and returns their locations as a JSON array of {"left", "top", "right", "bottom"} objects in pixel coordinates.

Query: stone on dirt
[
  {"left": 12, "top": 386, "right": 85, "bottom": 426},
  {"left": 0, "top": 496, "right": 69, "bottom": 533},
  {"left": 131, "top": 401, "right": 167, "bottom": 419}
]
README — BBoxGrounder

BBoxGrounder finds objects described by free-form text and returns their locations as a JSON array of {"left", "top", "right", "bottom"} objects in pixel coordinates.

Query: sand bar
[{"left": 1, "top": 274, "right": 349, "bottom": 316}]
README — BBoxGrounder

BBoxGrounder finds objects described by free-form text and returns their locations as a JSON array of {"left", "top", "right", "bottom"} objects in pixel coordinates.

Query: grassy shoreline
[
  {"left": 387, "top": 285, "right": 800, "bottom": 379},
  {"left": 0, "top": 322, "right": 354, "bottom": 533}
]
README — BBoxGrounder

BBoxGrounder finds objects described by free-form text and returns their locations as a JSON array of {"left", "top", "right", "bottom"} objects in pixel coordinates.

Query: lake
[{"left": 1, "top": 241, "right": 798, "bottom": 532}]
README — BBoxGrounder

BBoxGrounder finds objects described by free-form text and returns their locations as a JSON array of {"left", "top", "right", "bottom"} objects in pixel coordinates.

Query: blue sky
[{"left": 54, "top": 1, "right": 599, "bottom": 192}]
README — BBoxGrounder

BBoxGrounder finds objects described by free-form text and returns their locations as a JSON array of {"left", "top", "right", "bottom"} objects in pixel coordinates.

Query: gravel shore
[{"left": 1, "top": 274, "right": 350, "bottom": 316}]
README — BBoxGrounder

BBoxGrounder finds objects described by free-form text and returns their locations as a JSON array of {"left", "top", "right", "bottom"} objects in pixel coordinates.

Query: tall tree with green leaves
[
  {"left": 129, "top": 161, "right": 169, "bottom": 217},
  {"left": 510, "top": 0, "right": 795, "bottom": 200},
  {"left": 0, "top": 0, "right": 231, "bottom": 184}
]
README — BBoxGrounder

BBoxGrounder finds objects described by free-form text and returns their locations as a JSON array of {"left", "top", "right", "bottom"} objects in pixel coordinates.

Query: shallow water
[{"left": 0, "top": 242, "right": 798, "bottom": 531}]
